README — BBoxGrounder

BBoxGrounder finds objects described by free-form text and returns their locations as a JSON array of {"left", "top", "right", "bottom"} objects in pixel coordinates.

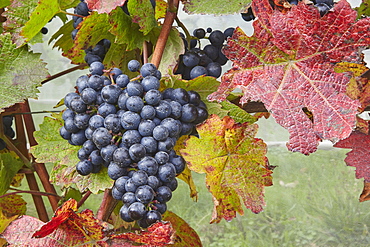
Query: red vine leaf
[
  {"left": 334, "top": 131, "right": 370, "bottom": 183},
  {"left": 180, "top": 115, "right": 273, "bottom": 223},
  {"left": 109, "top": 221, "right": 175, "bottom": 246},
  {"left": 86, "top": 0, "right": 126, "bottom": 14},
  {"left": 208, "top": 0, "right": 370, "bottom": 154}
]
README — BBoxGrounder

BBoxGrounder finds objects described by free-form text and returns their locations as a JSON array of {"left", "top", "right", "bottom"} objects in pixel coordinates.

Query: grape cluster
[
  {"left": 175, "top": 27, "right": 234, "bottom": 80},
  {"left": 241, "top": 0, "right": 334, "bottom": 21},
  {"left": 0, "top": 116, "right": 15, "bottom": 150},
  {"left": 60, "top": 61, "right": 208, "bottom": 228},
  {"left": 71, "top": 1, "right": 111, "bottom": 65}
]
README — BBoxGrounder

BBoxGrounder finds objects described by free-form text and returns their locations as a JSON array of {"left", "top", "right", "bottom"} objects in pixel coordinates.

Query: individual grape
[
  {"left": 209, "top": 30, "right": 225, "bottom": 46},
  {"left": 164, "top": 177, "right": 178, "bottom": 191},
  {"left": 76, "top": 160, "right": 93, "bottom": 176},
  {"left": 77, "top": 148, "right": 89, "bottom": 161},
  {"left": 104, "top": 114, "right": 121, "bottom": 133},
  {"left": 155, "top": 100, "right": 172, "bottom": 119},
  {"left": 91, "top": 45, "right": 106, "bottom": 59},
  {"left": 108, "top": 162, "right": 128, "bottom": 180},
  {"left": 141, "top": 76, "right": 160, "bottom": 92},
  {"left": 206, "top": 27, "right": 212, "bottom": 33},
  {"left": 112, "top": 147, "right": 132, "bottom": 167},
  {"left": 137, "top": 156, "right": 158, "bottom": 176},
  {"left": 119, "top": 205, "right": 134, "bottom": 222},
  {"left": 125, "top": 178, "right": 138, "bottom": 193},
  {"left": 80, "top": 88, "right": 97, "bottom": 105},
  {"left": 89, "top": 150, "right": 104, "bottom": 166},
  {"left": 69, "top": 97, "right": 88, "bottom": 113},
  {"left": 241, "top": 8, "right": 255, "bottom": 22},
  {"left": 41, "top": 27, "right": 48, "bottom": 34},
  {"left": 70, "top": 130, "right": 87, "bottom": 145},
  {"left": 140, "top": 63, "right": 157, "bottom": 77},
  {"left": 171, "top": 88, "right": 189, "bottom": 105},
  {"left": 126, "top": 81, "right": 144, "bottom": 97},
  {"left": 190, "top": 65, "right": 207, "bottom": 79},
  {"left": 112, "top": 186, "right": 125, "bottom": 200},
  {"left": 64, "top": 119, "right": 79, "bottom": 134},
  {"left": 88, "top": 115, "right": 105, "bottom": 130},
  {"left": 74, "top": 113, "right": 91, "bottom": 129},
  {"left": 76, "top": 75, "right": 89, "bottom": 93},
  {"left": 169, "top": 101, "right": 182, "bottom": 119},
  {"left": 223, "top": 27, "right": 235, "bottom": 39},
  {"left": 316, "top": 0, "right": 334, "bottom": 6},
  {"left": 193, "top": 106, "right": 209, "bottom": 124},
  {"left": 126, "top": 96, "right": 144, "bottom": 113},
  {"left": 75, "top": 1, "right": 90, "bottom": 16},
  {"left": 128, "top": 59, "right": 141, "bottom": 72},
  {"left": 128, "top": 202, "right": 147, "bottom": 220},
  {"left": 140, "top": 136, "right": 158, "bottom": 154},
  {"left": 62, "top": 109, "right": 75, "bottom": 121},
  {"left": 60, "top": 126, "right": 72, "bottom": 140},
  {"left": 144, "top": 89, "right": 162, "bottom": 106},
  {"left": 131, "top": 170, "right": 149, "bottom": 186},
  {"left": 114, "top": 176, "right": 130, "bottom": 192},
  {"left": 97, "top": 102, "right": 116, "bottom": 117},
  {"left": 203, "top": 44, "right": 219, "bottom": 61},
  {"left": 122, "top": 192, "right": 137, "bottom": 205},
  {"left": 101, "top": 144, "right": 118, "bottom": 162},
  {"left": 64, "top": 92, "right": 80, "bottom": 108},
  {"left": 145, "top": 210, "right": 162, "bottom": 226},
  {"left": 129, "top": 143, "right": 147, "bottom": 162},
  {"left": 117, "top": 93, "right": 129, "bottom": 110},
  {"left": 116, "top": 74, "right": 130, "bottom": 88},
  {"left": 207, "top": 62, "right": 222, "bottom": 78},
  {"left": 152, "top": 125, "right": 169, "bottom": 141},
  {"left": 154, "top": 151, "right": 169, "bottom": 165},
  {"left": 121, "top": 111, "right": 141, "bottom": 130},
  {"left": 138, "top": 120, "right": 156, "bottom": 137},
  {"left": 121, "top": 130, "right": 142, "bottom": 148},
  {"left": 182, "top": 52, "right": 200, "bottom": 67},
  {"left": 160, "top": 118, "right": 182, "bottom": 138},
  {"left": 135, "top": 185, "right": 155, "bottom": 204},
  {"left": 89, "top": 61, "right": 104, "bottom": 75},
  {"left": 161, "top": 88, "right": 173, "bottom": 100},
  {"left": 140, "top": 105, "right": 156, "bottom": 120},
  {"left": 170, "top": 155, "right": 186, "bottom": 174},
  {"left": 157, "top": 138, "right": 175, "bottom": 153},
  {"left": 82, "top": 139, "right": 97, "bottom": 154},
  {"left": 180, "top": 122, "right": 194, "bottom": 136},
  {"left": 181, "top": 104, "right": 198, "bottom": 123},
  {"left": 157, "top": 163, "right": 176, "bottom": 183},
  {"left": 85, "top": 127, "right": 94, "bottom": 140},
  {"left": 147, "top": 175, "right": 160, "bottom": 190},
  {"left": 193, "top": 28, "right": 206, "bottom": 39},
  {"left": 87, "top": 75, "right": 104, "bottom": 90},
  {"left": 155, "top": 186, "right": 172, "bottom": 203},
  {"left": 92, "top": 127, "right": 112, "bottom": 148},
  {"left": 101, "top": 84, "right": 121, "bottom": 104}
]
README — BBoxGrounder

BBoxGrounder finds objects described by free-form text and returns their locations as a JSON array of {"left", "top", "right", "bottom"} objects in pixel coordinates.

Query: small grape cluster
[
  {"left": 60, "top": 61, "right": 208, "bottom": 228},
  {"left": 0, "top": 116, "right": 15, "bottom": 150},
  {"left": 241, "top": 0, "right": 334, "bottom": 21},
  {"left": 175, "top": 27, "right": 234, "bottom": 80},
  {"left": 71, "top": 1, "right": 111, "bottom": 65}
]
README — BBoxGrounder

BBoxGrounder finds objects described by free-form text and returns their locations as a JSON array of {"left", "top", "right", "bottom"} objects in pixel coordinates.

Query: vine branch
[
  {"left": 97, "top": 189, "right": 118, "bottom": 222},
  {"left": 2, "top": 188, "right": 61, "bottom": 200},
  {"left": 41, "top": 64, "right": 88, "bottom": 85},
  {"left": 150, "top": 0, "right": 180, "bottom": 68}
]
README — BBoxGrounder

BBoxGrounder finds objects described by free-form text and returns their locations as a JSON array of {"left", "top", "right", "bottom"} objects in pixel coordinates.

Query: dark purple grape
[
  {"left": 140, "top": 136, "right": 158, "bottom": 154},
  {"left": 89, "top": 61, "right": 104, "bottom": 75},
  {"left": 135, "top": 185, "right": 155, "bottom": 204},
  {"left": 88, "top": 115, "right": 105, "bottom": 130},
  {"left": 128, "top": 60, "right": 141, "bottom": 72},
  {"left": 154, "top": 151, "right": 169, "bottom": 165},
  {"left": 137, "top": 156, "right": 158, "bottom": 176},
  {"left": 126, "top": 81, "right": 144, "bottom": 97},
  {"left": 120, "top": 111, "right": 141, "bottom": 130},
  {"left": 131, "top": 170, "right": 149, "bottom": 186},
  {"left": 129, "top": 143, "right": 146, "bottom": 162},
  {"left": 100, "top": 144, "right": 118, "bottom": 162},
  {"left": 108, "top": 162, "right": 128, "bottom": 180},
  {"left": 87, "top": 75, "right": 104, "bottom": 90},
  {"left": 121, "top": 130, "right": 142, "bottom": 148},
  {"left": 190, "top": 65, "right": 207, "bottom": 79},
  {"left": 155, "top": 186, "right": 172, "bottom": 203},
  {"left": 76, "top": 160, "right": 93, "bottom": 176},
  {"left": 115, "top": 176, "right": 130, "bottom": 192},
  {"left": 181, "top": 104, "right": 198, "bottom": 123},
  {"left": 112, "top": 186, "right": 124, "bottom": 200},
  {"left": 116, "top": 74, "right": 130, "bottom": 88},
  {"left": 140, "top": 105, "right": 156, "bottom": 120},
  {"left": 155, "top": 100, "right": 172, "bottom": 119},
  {"left": 193, "top": 28, "right": 206, "bottom": 39},
  {"left": 207, "top": 62, "right": 222, "bottom": 78},
  {"left": 104, "top": 114, "right": 121, "bottom": 133},
  {"left": 142, "top": 76, "right": 160, "bottom": 92},
  {"left": 140, "top": 63, "right": 157, "bottom": 77},
  {"left": 182, "top": 52, "right": 200, "bottom": 67},
  {"left": 101, "top": 84, "right": 121, "bottom": 104},
  {"left": 70, "top": 130, "right": 87, "bottom": 145},
  {"left": 126, "top": 96, "right": 144, "bottom": 113},
  {"left": 112, "top": 147, "right": 132, "bottom": 167},
  {"left": 120, "top": 204, "right": 134, "bottom": 222},
  {"left": 157, "top": 163, "right": 176, "bottom": 183},
  {"left": 128, "top": 202, "right": 147, "bottom": 220},
  {"left": 122, "top": 192, "right": 137, "bottom": 205},
  {"left": 92, "top": 127, "right": 112, "bottom": 147},
  {"left": 144, "top": 89, "right": 162, "bottom": 106}
]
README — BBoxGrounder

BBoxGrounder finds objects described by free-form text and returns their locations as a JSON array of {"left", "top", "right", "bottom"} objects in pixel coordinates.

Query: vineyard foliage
[{"left": 0, "top": 0, "right": 369, "bottom": 245}]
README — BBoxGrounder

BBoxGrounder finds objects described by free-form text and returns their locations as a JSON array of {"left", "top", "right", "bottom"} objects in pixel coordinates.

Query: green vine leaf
[
  {"left": 127, "top": 0, "right": 156, "bottom": 35},
  {"left": 356, "top": 0, "right": 370, "bottom": 18},
  {"left": 0, "top": 152, "right": 24, "bottom": 196},
  {"left": 180, "top": 115, "right": 273, "bottom": 223},
  {"left": 0, "top": 33, "right": 49, "bottom": 112},
  {"left": 49, "top": 20, "right": 86, "bottom": 64},
  {"left": 0, "top": 194, "right": 26, "bottom": 234},
  {"left": 220, "top": 100, "right": 258, "bottom": 124},
  {"left": 30, "top": 113, "right": 113, "bottom": 194},
  {"left": 182, "top": 0, "right": 251, "bottom": 15}
]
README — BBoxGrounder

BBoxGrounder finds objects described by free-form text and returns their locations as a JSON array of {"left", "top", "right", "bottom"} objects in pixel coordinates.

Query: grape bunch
[
  {"left": 0, "top": 116, "right": 15, "bottom": 150},
  {"left": 71, "top": 1, "right": 111, "bottom": 65},
  {"left": 60, "top": 61, "right": 208, "bottom": 228},
  {"left": 175, "top": 27, "right": 235, "bottom": 80}
]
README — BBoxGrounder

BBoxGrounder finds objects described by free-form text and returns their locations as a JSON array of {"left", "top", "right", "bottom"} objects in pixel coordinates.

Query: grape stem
[
  {"left": 41, "top": 63, "right": 88, "bottom": 85},
  {"left": 60, "top": 10, "right": 86, "bottom": 19},
  {"left": 150, "top": 0, "right": 180, "bottom": 68},
  {"left": 174, "top": 16, "right": 192, "bottom": 50},
  {"left": 77, "top": 190, "right": 92, "bottom": 208}
]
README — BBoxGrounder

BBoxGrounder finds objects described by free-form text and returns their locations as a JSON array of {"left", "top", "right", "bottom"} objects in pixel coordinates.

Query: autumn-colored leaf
[
  {"left": 208, "top": 0, "right": 370, "bottom": 155},
  {"left": 334, "top": 130, "right": 370, "bottom": 183},
  {"left": 0, "top": 194, "right": 26, "bottom": 234},
  {"left": 180, "top": 115, "right": 272, "bottom": 223},
  {"left": 110, "top": 221, "right": 175, "bottom": 246},
  {"left": 163, "top": 211, "right": 202, "bottom": 247},
  {"left": 86, "top": 0, "right": 126, "bottom": 14}
]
